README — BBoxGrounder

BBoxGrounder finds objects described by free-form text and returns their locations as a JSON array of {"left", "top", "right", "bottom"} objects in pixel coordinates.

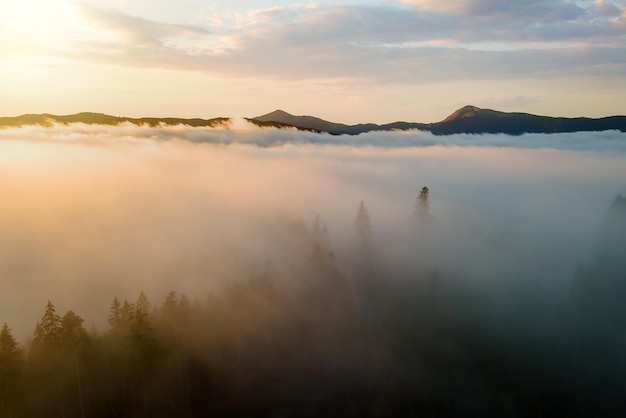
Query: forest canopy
[{"left": 1, "top": 194, "right": 626, "bottom": 417}]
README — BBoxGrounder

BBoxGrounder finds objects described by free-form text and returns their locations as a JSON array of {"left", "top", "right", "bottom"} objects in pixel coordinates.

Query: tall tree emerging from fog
[
  {"left": 312, "top": 214, "right": 330, "bottom": 250},
  {"left": 61, "top": 311, "right": 87, "bottom": 349},
  {"left": 60, "top": 311, "right": 88, "bottom": 418},
  {"left": 0, "top": 323, "right": 21, "bottom": 367},
  {"left": 28, "top": 301, "right": 67, "bottom": 417},
  {"left": 355, "top": 201, "right": 373, "bottom": 252},
  {"left": 33, "top": 300, "right": 63, "bottom": 347},
  {"left": 415, "top": 186, "right": 430, "bottom": 227},
  {"left": 355, "top": 200, "right": 375, "bottom": 281},
  {"left": 129, "top": 291, "right": 158, "bottom": 388}
]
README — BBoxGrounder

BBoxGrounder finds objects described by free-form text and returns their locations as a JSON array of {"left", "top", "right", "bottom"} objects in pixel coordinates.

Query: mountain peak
[
  {"left": 442, "top": 105, "right": 481, "bottom": 122},
  {"left": 256, "top": 109, "right": 294, "bottom": 120}
]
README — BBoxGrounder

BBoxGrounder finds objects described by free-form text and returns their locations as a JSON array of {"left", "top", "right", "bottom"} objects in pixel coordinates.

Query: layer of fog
[
  {"left": 0, "top": 123, "right": 625, "bottom": 339},
  {"left": 2, "top": 120, "right": 626, "bottom": 152}
]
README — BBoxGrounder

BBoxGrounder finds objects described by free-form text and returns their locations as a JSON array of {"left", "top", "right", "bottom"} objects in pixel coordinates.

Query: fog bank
[{"left": 0, "top": 124, "right": 625, "bottom": 339}]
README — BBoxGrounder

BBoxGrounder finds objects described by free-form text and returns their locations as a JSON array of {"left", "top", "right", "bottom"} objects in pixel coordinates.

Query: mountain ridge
[
  {"left": 2, "top": 107, "right": 626, "bottom": 136},
  {"left": 0, "top": 112, "right": 230, "bottom": 128},
  {"left": 250, "top": 106, "right": 626, "bottom": 135}
]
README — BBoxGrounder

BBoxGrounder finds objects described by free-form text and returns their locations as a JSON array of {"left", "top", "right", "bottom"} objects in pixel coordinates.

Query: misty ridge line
[
  {"left": 2, "top": 105, "right": 626, "bottom": 136},
  {"left": 0, "top": 112, "right": 231, "bottom": 129},
  {"left": 2, "top": 118, "right": 626, "bottom": 153}
]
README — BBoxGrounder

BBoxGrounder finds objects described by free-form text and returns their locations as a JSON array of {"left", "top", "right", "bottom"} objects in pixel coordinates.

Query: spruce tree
[
  {"left": 107, "top": 296, "right": 122, "bottom": 330},
  {"left": 0, "top": 323, "right": 22, "bottom": 417},
  {"left": 0, "top": 323, "right": 21, "bottom": 362},
  {"left": 355, "top": 200, "right": 373, "bottom": 253},
  {"left": 130, "top": 291, "right": 156, "bottom": 366},
  {"left": 34, "top": 300, "right": 63, "bottom": 346},
  {"left": 61, "top": 310, "right": 87, "bottom": 349},
  {"left": 355, "top": 200, "right": 375, "bottom": 281},
  {"left": 415, "top": 186, "right": 430, "bottom": 226}
]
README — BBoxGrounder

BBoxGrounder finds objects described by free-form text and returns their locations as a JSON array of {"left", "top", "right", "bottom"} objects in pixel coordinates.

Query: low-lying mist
[{"left": 1, "top": 122, "right": 625, "bottom": 416}]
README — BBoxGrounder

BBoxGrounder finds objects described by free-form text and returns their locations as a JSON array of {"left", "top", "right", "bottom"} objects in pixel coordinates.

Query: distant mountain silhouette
[
  {"left": 250, "top": 106, "right": 626, "bottom": 135},
  {"left": 2, "top": 107, "right": 625, "bottom": 135},
  {"left": 0, "top": 112, "right": 230, "bottom": 128},
  {"left": 250, "top": 110, "right": 382, "bottom": 135},
  {"left": 430, "top": 105, "right": 626, "bottom": 135}
]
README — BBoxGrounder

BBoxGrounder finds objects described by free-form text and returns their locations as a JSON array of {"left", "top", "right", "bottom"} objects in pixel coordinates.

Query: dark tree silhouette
[
  {"left": 355, "top": 200, "right": 376, "bottom": 283},
  {"left": 61, "top": 311, "right": 87, "bottom": 348},
  {"left": 0, "top": 323, "right": 22, "bottom": 417},
  {"left": 312, "top": 214, "right": 330, "bottom": 250},
  {"left": 107, "top": 297, "right": 122, "bottom": 330},
  {"left": 415, "top": 186, "right": 430, "bottom": 226},
  {"left": 33, "top": 300, "right": 63, "bottom": 347},
  {"left": 355, "top": 200, "right": 373, "bottom": 252},
  {"left": 60, "top": 311, "right": 88, "bottom": 418}
]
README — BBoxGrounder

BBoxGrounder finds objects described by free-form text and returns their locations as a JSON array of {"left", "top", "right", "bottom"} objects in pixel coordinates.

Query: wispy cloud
[
  {"left": 75, "top": 3, "right": 211, "bottom": 45},
  {"left": 401, "top": 0, "right": 586, "bottom": 19},
  {"left": 20, "top": 0, "right": 622, "bottom": 84}
]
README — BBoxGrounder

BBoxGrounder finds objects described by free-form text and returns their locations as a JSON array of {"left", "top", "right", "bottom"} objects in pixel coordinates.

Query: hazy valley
[{"left": 0, "top": 121, "right": 625, "bottom": 416}]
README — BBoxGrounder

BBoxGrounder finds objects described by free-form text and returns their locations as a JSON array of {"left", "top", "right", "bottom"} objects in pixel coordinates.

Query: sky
[{"left": 1, "top": 0, "right": 625, "bottom": 123}]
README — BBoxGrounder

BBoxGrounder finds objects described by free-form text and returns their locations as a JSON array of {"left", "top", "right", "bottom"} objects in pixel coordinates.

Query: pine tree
[
  {"left": 312, "top": 214, "right": 330, "bottom": 250},
  {"left": 121, "top": 299, "right": 134, "bottom": 324},
  {"left": 29, "top": 302, "right": 67, "bottom": 417},
  {"left": 0, "top": 323, "right": 22, "bottom": 416},
  {"left": 355, "top": 200, "right": 373, "bottom": 252},
  {"left": 0, "top": 323, "right": 21, "bottom": 363},
  {"left": 107, "top": 297, "right": 122, "bottom": 330},
  {"left": 129, "top": 291, "right": 156, "bottom": 366},
  {"left": 178, "top": 295, "right": 191, "bottom": 324},
  {"left": 161, "top": 291, "right": 178, "bottom": 321},
  {"left": 61, "top": 311, "right": 88, "bottom": 418},
  {"left": 128, "top": 292, "right": 157, "bottom": 417},
  {"left": 415, "top": 186, "right": 430, "bottom": 226},
  {"left": 34, "top": 300, "right": 63, "bottom": 347},
  {"left": 61, "top": 311, "right": 87, "bottom": 349},
  {"left": 355, "top": 200, "right": 375, "bottom": 280},
  {"left": 135, "top": 291, "right": 151, "bottom": 320},
  {"left": 159, "top": 291, "right": 180, "bottom": 338}
]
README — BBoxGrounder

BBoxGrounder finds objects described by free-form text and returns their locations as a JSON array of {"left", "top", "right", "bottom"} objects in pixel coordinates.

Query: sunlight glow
[{"left": 1, "top": 0, "right": 80, "bottom": 49}]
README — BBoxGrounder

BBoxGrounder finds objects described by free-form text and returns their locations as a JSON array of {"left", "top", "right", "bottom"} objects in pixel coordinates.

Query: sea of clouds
[{"left": 0, "top": 122, "right": 625, "bottom": 338}]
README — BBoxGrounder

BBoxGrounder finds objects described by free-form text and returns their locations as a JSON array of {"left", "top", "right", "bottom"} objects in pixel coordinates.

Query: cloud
[
  {"left": 1, "top": 125, "right": 626, "bottom": 340},
  {"left": 25, "top": 1, "right": 622, "bottom": 85},
  {"left": 69, "top": 1, "right": 216, "bottom": 63},
  {"left": 75, "top": 3, "right": 211, "bottom": 45},
  {"left": 401, "top": 0, "right": 585, "bottom": 19},
  {"left": 3, "top": 122, "right": 624, "bottom": 152},
  {"left": 588, "top": 0, "right": 623, "bottom": 17}
]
